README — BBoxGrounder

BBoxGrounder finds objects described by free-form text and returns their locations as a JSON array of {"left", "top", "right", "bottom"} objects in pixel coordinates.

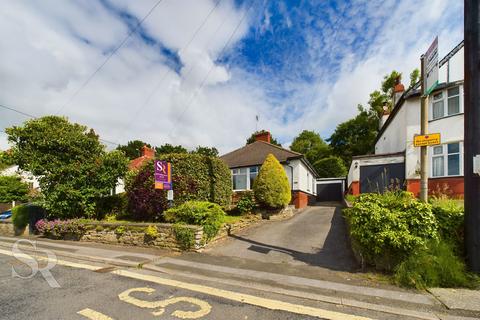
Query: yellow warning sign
[{"left": 414, "top": 133, "right": 441, "bottom": 147}]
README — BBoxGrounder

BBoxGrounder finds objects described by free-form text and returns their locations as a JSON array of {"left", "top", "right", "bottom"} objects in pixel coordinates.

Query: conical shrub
[{"left": 253, "top": 154, "right": 291, "bottom": 209}]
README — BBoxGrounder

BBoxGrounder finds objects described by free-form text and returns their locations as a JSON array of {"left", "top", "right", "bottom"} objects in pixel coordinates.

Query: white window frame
[
  {"left": 232, "top": 166, "right": 259, "bottom": 191},
  {"left": 429, "top": 142, "right": 463, "bottom": 178},
  {"left": 430, "top": 85, "right": 463, "bottom": 121}
]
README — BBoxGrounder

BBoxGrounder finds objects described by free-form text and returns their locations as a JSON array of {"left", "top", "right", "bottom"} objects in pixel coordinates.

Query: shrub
[
  {"left": 125, "top": 154, "right": 231, "bottom": 221},
  {"left": 95, "top": 193, "right": 128, "bottom": 220},
  {"left": 314, "top": 156, "right": 347, "bottom": 178},
  {"left": 144, "top": 225, "right": 159, "bottom": 239},
  {"left": 173, "top": 223, "right": 195, "bottom": 250},
  {"left": 12, "top": 205, "right": 30, "bottom": 230},
  {"left": 253, "top": 154, "right": 291, "bottom": 209},
  {"left": 0, "top": 176, "right": 29, "bottom": 203},
  {"left": 431, "top": 198, "right": 464, "bottom": 252},
  {"left": 344, "top": 192, "right": 438, "bottom": 270},
  {"left": 35, "top": 219, "right": 85, "bottom": 239},
  {"left": 164, "top": 201, "right": 225, "bottom": 241},
  {"left": 236, "top": 192, "right": 256, "bottom": 214},
  {"left": 394, "top": 240, "right": 477, "bottom": 289}
]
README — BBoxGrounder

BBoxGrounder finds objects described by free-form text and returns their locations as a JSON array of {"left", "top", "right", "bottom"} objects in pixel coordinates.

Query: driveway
[{"left": 208, "top": 203, "right": 358, "bottom": 272}]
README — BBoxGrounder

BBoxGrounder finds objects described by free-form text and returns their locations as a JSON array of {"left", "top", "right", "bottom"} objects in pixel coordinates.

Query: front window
[
  {"left": 249, "top": 167, "right": 259, "bottom": 188},
  {"left": 431, "top": 86, "right": 462, "bottom": 120},
  {"left": 431, "top": 142, "right": 462, "bottom": 177},
  {"left": 232, "top": 168, "right": 248, "bottom": 190}
]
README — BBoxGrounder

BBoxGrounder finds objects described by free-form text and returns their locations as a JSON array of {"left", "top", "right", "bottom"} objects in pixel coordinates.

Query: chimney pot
[
  {"left": 141, "top": 145, "right": 155, "bottom": 158},
  {"left": 255, "top": 131, "right": 271, "bottom": 143}
]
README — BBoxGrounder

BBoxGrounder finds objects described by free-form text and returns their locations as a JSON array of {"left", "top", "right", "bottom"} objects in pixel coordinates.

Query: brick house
[
  {"left": 347, "top": 41, "right": 465, "bottom": 198},
  {"left": 221, "top": 131, "right": 318, "bottom": 208}
]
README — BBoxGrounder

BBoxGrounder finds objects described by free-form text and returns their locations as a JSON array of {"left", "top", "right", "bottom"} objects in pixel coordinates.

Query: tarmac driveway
[{"left": 208, "top": 203, "right": 358, "bottom": 272}]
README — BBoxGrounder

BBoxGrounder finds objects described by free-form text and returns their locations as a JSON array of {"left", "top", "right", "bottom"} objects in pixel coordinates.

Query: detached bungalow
[{"left": 221, "top": 131, "right": 318, "bottom": 209}]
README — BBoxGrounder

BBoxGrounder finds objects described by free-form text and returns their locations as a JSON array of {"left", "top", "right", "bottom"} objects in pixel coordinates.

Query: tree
[
  {"left": 253, "top": 154, "right": 291, "bottom": 209},
  {"left": 155, "top": 143, "right": 187, "bottom": 155},
  {"left": 290, "top": 130, "right": 330, "bottom": 164},
  {"left": 6, "top": 116, "right": 128, "bottom": 218},
  {"left": 0, "top": 150, "right": 14, "bottom": 171},
  {"left": 0, "top": 176, "right": 29, "bottom": 203},
  {"left": 192, "top": 146, "right": 219, "bottom": 157},
  {"left": 328, "top": 106, "right": 378, "bottom": 166},
  {"left": 116, "top": 140, "right": 151, "bottom": 160},
  {"left": 328, "top": 70, "right": 401, "bottom": 166},
  {"left": 246, "top": 130, "right": 281, "bottom": 146},
  {"left": 409, "top": 68, "right": 420, "bottom": 89},
  {"left": 314, "top": 156, "right": 347, "bottom": 178}
]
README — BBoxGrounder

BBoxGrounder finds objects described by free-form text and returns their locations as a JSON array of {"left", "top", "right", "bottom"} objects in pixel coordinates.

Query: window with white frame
[
  {"left": 307, "top": 172, "right": 310, "bottom": 191},
  {"left": 232, "top": 166, "right": 259, "bottom": 190},
  {"left": 232, "top": 168, "right": 248, "bottom": 190},
  {"left": 431, "top": 86, "right": 462, "bottom": 120},
  {"left": 431, "top": 142, "right": 462, "bottom": 177}
]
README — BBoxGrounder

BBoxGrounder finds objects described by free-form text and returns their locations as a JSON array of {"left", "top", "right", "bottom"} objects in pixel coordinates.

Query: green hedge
[
  {"left": 12, "top": 205, "right": 30, "bottom": 230},
  {"left": 344, "top": 192, "right": 438, "bottom": 270},
  {"left": 165, "top": 201, "right": 225, "bottom": 241},
  {"left": 431, "top": 199, "right": 464, "bottom": 252},
  {"left": 126, "top": 154, "right": 231, "bottom": 221}
]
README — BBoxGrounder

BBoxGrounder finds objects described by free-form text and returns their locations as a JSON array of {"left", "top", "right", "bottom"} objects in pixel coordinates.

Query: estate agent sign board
[{"left": 154, "top": 160, "right": 172, "bottom": 190}]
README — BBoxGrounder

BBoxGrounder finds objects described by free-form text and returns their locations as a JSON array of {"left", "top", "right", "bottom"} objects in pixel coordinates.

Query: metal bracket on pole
[{"left": 474, "top": 155, "right": 480, "bottom": 176}]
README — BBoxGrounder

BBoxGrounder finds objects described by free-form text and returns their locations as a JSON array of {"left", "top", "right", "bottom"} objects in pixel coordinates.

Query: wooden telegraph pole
[
  {"left": 419, "top": 56, "right": 429, "bottom": 203},
  {"left": 464, "top": 0, "right": 480, "bottom": 273}
]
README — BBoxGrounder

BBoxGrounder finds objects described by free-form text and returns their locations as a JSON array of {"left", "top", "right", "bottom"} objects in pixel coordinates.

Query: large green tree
[
  {"left": 192, "top": 146, "right": 219, "bottom": 157},
  {"left": 0, "top": 176, "right": 29, "bottom": 203},
  {"left": 6, "top": 116, "right": 128, "bottom": 218},
  {"left": 116, "top": 140, "right": 151, "bottom": 160},
  {"left": 246, "top": 130, "right": 281, "bottom": 147},
  {"left": 328, "top": 106, "right": 378, "bottom": 166},
  {"left": 328, "top": 70, "right": 403, "bottom": 165},
  {"left": 314, "top": 156, "right": 347, "bottom": 178},
  {"left": 155, "top": 143, "right": 188, "bottom": 155},
  {"left": 290, "top": 130, "right": 330, "bottom": 164}
]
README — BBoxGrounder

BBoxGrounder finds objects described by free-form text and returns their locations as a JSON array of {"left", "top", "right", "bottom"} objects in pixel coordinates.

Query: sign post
[
  {"left": 418, "top": 37, "right": 439, "bottom": 203},
  {"left": 154, "top": 160, "right": 172, "bottom": 190}
]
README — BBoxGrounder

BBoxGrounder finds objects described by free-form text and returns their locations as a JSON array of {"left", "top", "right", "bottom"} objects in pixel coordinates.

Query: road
[{"left": 0, "top": 254, "right": 319, "bottom": 320}]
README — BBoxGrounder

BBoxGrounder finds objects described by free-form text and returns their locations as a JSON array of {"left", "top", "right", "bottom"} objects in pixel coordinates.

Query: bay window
[{"left": 431, "top": 142, "right": 462, "bottom": 177}]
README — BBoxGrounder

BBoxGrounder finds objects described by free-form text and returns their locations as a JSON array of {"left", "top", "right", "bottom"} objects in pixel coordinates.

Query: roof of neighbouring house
[{"left": 220, "top": 140, "right": 304, "bottom": 168}]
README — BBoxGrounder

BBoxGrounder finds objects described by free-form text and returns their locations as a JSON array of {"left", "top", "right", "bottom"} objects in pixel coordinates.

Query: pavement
[{"left": 0, "top": 203, "right": 479, "bottom": 319}]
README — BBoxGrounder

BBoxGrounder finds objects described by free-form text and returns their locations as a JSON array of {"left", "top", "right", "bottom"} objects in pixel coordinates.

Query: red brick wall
[
  {"left": 291, "top": 191, "right": 316, "bottom": 209},
  {"left": 348, "top": 181, "right": 360, "bottom": 196},
  {"left": 429, "top": 177, "right": 464, "bottom": 198},
  {"left": 406, "top": 179, "right": 420, "bottom": 197}
]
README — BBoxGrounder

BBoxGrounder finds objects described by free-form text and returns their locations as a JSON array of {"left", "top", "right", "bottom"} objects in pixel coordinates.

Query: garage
[{"left": 316, "top": 178, "right": 345, "bottom": 202}]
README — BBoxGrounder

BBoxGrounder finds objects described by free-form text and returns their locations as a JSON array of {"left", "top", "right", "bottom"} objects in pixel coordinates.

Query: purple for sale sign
[{"left": 154, "top": 160, "right": 172, "bottom": 190}]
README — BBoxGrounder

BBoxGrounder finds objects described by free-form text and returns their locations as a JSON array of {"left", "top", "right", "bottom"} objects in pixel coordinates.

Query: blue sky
[{"left": 0, "top": 0, "right": 464, "bottom": 152}]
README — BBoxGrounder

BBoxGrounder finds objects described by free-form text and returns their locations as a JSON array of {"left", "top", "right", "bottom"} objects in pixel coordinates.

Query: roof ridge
[{"left": 255, "top": 140, "right": 302, "bottom": 156}]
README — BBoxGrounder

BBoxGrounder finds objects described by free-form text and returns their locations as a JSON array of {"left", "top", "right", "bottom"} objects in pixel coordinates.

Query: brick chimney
[
  {"left": 255, "top": 131, "right": 271, "bottom": 143},
  {"left": 141, "top": 145, "right": 155, "bottom": 159},
  {"left": 393, "top": 75, "right": 405, "bottom": 106}
]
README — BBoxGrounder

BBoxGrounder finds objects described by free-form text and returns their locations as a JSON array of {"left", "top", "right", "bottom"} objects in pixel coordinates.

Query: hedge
[
  {"left": 344, "top": 192, "right": 438, "bottom": 271},
  {"left": 125, "top": 153, "right": 231, "bottom": 221}
]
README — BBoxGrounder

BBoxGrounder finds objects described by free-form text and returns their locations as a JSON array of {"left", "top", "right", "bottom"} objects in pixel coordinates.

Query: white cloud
[{"left": 0, "top": 0, "right": 464, "bottom": 154}]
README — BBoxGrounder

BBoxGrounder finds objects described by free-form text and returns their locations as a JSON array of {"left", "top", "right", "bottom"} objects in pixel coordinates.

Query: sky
[{"left": 0, "top": 0, "right": 464, "bottom": 153}]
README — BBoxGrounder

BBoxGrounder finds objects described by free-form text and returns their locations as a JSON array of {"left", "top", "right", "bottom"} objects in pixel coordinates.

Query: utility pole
[
  {"left": 419, "top": 56, "right": 429, "bottom": 203},
  {"left": 464, "top": 0, "right": 480, "bottom": 273}
]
